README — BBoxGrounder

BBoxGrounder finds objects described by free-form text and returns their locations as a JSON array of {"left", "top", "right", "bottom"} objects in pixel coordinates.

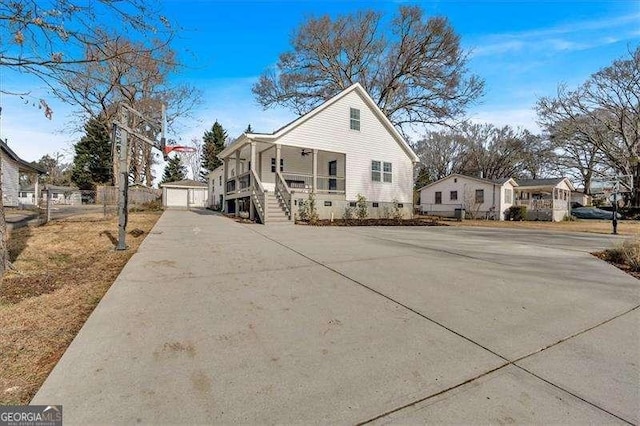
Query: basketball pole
[
  {"left": 113, "top": 103, "right": 167, "bottom": 251},
  {"left": 612, "top": 192, "right": 618, "bottom": 235}
]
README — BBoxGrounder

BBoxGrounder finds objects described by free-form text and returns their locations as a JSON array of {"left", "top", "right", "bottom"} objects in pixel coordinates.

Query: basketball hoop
[{"left": 163, "top": 145, "right": 197, "bottom": 155}]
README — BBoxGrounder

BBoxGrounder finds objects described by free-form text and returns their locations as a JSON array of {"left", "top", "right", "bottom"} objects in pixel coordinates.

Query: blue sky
[{"left": 0, "top": 0, "right": 638, "bottom": 174}]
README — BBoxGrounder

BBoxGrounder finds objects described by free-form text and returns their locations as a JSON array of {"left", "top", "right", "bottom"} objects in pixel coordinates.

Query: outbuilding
[{"left": 161, "top": 179, "right": 208, "bottom": 209}]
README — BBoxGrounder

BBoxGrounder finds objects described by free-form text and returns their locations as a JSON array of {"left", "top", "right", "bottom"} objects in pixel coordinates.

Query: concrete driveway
[{"left": 33, "top": 211, "right": 639, "bottom": 424}]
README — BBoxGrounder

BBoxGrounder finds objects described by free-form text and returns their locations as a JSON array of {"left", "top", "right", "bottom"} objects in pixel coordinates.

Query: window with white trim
[
  {"left": 350, "top": 108, "right": 360, "bottom": 131},
  {"left": 383, "top": 162, "right": 392, "bottom": 183},
  {"left": 371, "top": 160, "right": 381, "bottom": 182}
]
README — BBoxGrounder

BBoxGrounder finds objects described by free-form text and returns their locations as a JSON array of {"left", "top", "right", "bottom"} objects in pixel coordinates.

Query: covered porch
[{"left": 219, "top": 135, "right": 346, "bottom": 223}]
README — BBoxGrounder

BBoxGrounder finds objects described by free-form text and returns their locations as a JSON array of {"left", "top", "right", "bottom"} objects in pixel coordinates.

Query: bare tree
[
  {"left": 414, "top": 123, "right": 553, "bottom": 183},
  {"left": 51, "top": 38, "right": 200, "bottom": 186},
  {"left": 183, "top": 137, "right": 204, "bottom": 181},
  {"left": 537, "top": 47, "right": 640, "bottom": 205},
  {"left": 0, "top": 0, "right": 175, "bottom": 278},
  {"left": 252, "top": 6, "right": 483, "bottom": 132}
]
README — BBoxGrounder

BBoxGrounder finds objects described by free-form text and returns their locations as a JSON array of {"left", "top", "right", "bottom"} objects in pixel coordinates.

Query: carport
[{"left": 160, "top": 179, "right": 208, "bottom": 208}]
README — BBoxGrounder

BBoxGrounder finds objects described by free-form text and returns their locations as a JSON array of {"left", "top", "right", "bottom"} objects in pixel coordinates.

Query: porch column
[
  {"left": 34, "top": 175, "right": 39, "bottom": 206},
  {"left": 275, "top": 144, "right": 281, "bottom": 177},
  {"left": 235, "top": 150, "right": 241, "bottom": 216},
  {"left": 250, "top": 142, "right": 256, "bottom": 173},
  {"left": 249, "top": 142, "right": 257, "bottom": 220},
  {"left": 312, "top": 149, "right": 318, "bottom": 193},
  {"left": 223, "top": 158, "right": 229, "bottom": 212}
]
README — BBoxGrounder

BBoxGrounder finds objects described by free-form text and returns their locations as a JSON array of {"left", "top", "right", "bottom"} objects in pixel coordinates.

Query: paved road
[{"left": 33, "top": 211, "right": 639, "bottom": 424}]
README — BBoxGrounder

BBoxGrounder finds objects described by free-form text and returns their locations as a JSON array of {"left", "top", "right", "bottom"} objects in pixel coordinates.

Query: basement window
[{"left": 324, "top": 201, "right": 332, "bottom": 207}]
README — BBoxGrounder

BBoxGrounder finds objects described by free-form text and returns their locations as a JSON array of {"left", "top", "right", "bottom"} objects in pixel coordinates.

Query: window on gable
[
  {"left": 383, "top": 162, "right": 392, "bottom": 183},
  {"left": 371, "top": 160, "right": 381, "bottom": 182},
  {"left": 435, "top": 191, "right": 442, "bottom": 204},
  {"left": 450, "top": 190, "right": 457, "bottom": 201},
  {"left": 475, "top": 189, "right": 484, "bottom": 204},
  {"left": 350, "top": 108, "right": 360, "bottom": 131}
]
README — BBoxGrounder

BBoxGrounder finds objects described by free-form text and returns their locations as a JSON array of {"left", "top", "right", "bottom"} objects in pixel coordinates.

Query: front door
[{"left": 328, "top": 160, "right": 337, "bottom": 191}]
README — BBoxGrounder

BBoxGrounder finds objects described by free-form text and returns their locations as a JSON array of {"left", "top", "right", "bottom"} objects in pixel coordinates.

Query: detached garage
[{"left": 161, "top": 179, "right": 208, "bottom": 209}]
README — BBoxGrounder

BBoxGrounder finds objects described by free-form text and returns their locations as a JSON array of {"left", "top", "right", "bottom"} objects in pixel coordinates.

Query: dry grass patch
[
  {"left": 595, "top": 238, "right": 640, "bottom": 280},
  {"left": 0, "top": 211, "right": 161, "bottom": 404}
]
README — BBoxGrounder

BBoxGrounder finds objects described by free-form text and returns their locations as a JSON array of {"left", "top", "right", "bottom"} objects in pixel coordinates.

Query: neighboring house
[
  {"left": 208, "top": 167, "right": 224, "bottom": 210},
  {"left": 213, "top": 83, "right": 419, "bottom": 223},
  {"left": 515, "top": 178, "right": 575, "bottom": 221},
  {"left": 419, "top": 174, "right": 518, "bottom": 220},
  {"left": 1, "top": 140, "right": 46, "bottom": 207},
  {"left": 161, "top": 179, "right": 208, "bottom": 209},
  {"left": 20, "top": 184, "right": 82, "bottom": 206},
  {"left": 45, "top": 185, "right": 82, "bottom": 205},
  {"left": 571, "top": 190, "right": 592, "bottom": 207}
]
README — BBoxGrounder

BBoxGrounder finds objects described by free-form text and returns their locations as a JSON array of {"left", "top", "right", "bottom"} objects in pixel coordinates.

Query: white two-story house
[{"left": 212, "top": 83, "right": 419, "bottom": 223}]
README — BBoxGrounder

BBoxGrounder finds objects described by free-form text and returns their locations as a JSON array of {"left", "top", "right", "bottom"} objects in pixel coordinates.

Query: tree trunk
[{"left": 0, "top": 161, "right": 8, "bottom": 279}]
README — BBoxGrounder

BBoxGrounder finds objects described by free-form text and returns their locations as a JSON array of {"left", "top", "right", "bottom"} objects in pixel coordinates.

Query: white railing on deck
[
  {"left": 281, "top": 173, "right": 345, "bottom": 193},
  {"left": 250, "top": 169, "right": 266, "bottom": 223},
  {"left": 275, "top": 171, "right": 292, "bottom": 219}
]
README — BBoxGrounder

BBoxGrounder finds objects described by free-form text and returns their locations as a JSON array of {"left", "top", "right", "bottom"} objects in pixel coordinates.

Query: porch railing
[
  {"left": 517, "top": 199, "right": 569, "bottom": 210},
  {"left": 238, "top": 172, "right": 251, "bottom": 190},
  {"left": 226, "top": 179, "right": 236, "bottom": 193},
  {"left": 275, "top": 171, "right": 292, "bottom": 219},
  {"left": 250, "top": 169, "right": 266, "bottom": 223},
  {"left": 281, "top": 173, "right": 345, "bottom": 193}
]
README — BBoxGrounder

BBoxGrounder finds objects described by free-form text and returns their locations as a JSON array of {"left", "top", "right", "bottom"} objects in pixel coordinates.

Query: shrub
[
  {"left": 343, "top": 206, "right": 354, "bottom": 220},
  {"left": 380, "top": 206, "right": 391, "bottom": 219},
  {"left": 603, "top": 239, "right": 640, "bottom": 271},
  {"left": 392, "top": 199, "right": 403, "bottom": 221},
  {"left": 355, "top": 194, "right": 368, "bottom": 220},
  {"left": 298, "top": 193, "right": 319, "bottom": 223},
  {"left": 506, "top": 205, "right": 527, "bottom": 221}
]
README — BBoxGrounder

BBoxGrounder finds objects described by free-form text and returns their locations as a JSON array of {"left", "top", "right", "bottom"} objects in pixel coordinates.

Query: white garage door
[
  {"left": 189, "top": 188, "right": 207, "bottom": 207},
  {"left": 165, "top": 188, "right": 187, "bottom": 207}
]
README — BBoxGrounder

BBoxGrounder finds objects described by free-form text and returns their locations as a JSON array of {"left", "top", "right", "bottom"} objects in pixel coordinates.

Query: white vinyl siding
[
  {"left": 1, "top": 152, "right": 20, "bottom": 207},
  {"left": 268, "top": 90, "right": 414, "bottom": 203},
  {"left": 350, "top": 108, "right": 360, "bottom": 131},
  {"left": 504, "top": 188, "right": 512, "bottom": 204}
]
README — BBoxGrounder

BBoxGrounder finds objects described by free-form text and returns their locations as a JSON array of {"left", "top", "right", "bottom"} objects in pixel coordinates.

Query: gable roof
[
  {"left": 160, "top": 179, "right": 207, "bottom": 188},
  {"left": 0, "top": 140, "right": 46, "bottom": 174},
  {"left": 516, "top": 177, "right": 575, "bottom": 191},
  {"left": 418, "top": 173, "right": 518, "bottom": 192},
  {"left": 218, "top": 83, "right": 419, "bottom": 162}
]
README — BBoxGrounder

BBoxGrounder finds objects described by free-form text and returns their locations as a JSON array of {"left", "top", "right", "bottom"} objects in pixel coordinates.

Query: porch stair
[{"left": 264, "top": 192, "right": 292, "bottom": 224}]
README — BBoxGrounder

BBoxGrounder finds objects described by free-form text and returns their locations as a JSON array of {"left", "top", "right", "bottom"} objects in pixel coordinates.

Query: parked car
[{"left": 571, "top": 207, "right": 622, "bottom": 220}]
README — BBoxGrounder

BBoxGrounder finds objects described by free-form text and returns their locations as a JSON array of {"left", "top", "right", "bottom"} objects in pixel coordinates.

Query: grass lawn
[
  {"left": 0, "top": 211, "right": 161, "bottom": 404},
  {"left": 443, "top": 218, "right": 640, "bottom": 235}
]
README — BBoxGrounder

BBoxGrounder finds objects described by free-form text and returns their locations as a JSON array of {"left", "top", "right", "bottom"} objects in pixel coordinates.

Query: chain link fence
[{"left": 12, "top": 186, "right": 162, "bottom": 223}]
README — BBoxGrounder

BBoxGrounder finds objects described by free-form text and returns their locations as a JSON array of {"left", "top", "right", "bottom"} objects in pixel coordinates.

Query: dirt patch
[
  {"left": 300, "top": 218, "right": 448, "bottom": 226},
  {"left": 0, "top": 211, "right": 161, "bottom": 404}
]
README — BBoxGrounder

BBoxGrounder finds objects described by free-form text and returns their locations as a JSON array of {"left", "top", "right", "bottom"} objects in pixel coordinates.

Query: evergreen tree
[
  {"left": 200, "top": 121, "right": 228, "bottom": 178},
  {"left": 71, "top": 117, "right": 113, "bottom": 190},
  {"left": 161, "top": 155, "right": 186, "bottom": 184}
]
